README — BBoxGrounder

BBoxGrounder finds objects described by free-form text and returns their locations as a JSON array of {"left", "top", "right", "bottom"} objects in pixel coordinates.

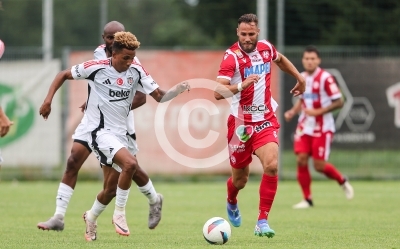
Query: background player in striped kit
[
  {"left": 284, "top": 45, "right": 354, "bottom": 209},
  {"left": 215, "top": 13, "right": 305, "bottom": 238},
  {"left": 37, "top": 21, "right": 163, "bottom": 232}
]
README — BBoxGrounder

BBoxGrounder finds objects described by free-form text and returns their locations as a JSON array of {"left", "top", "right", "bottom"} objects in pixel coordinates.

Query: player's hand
[
  {"left": 0, "top": 114, "right": 13, "bottom": 137},
  {"left": 284, "top": 109, "right": 296, "bottom": 122},
  {"left": 79, "top": 102, "right": 86, "bottom": 113},
  {"left": 242, "top": 74, "right": 260, "bottom": 89},
  {"left": 290, "top": 76, "right": 306, "bottom": 97},
  {"left": 304, "top": 108, "right": 322, "bottom": 117},
  {"left": 176, "top": 81, "right": 191, "bottom": 93},
  {"left": 39, "top": 101, "right": 52, "bottom": 120}
]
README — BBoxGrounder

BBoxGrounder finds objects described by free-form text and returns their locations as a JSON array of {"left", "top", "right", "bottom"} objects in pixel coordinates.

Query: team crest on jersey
[
  {"left": 117, "top": 78, "right": 123, "bottom": 86},
  {"left": 127, "top": 77, "right": 134, "bottom": 85},
  {"left": 262, "top": 51, "right": 270, "bottom": 59},
  {"left": 234, "top": 49, "right": 243, "bottom": 58}
]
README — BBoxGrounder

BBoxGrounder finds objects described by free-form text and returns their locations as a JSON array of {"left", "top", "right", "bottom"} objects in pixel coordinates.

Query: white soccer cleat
[
  {"left": 83, "top": 211, "right": 97, "bottom": 241},
  {"left": 341, "top": 180, "right": 354, "bottom": 200},
  {"left": 112, "top": 213, "right": 130, "bottom": 236},
  {"left": 292, "top": 199, "right": 313, "bottom": 209}
]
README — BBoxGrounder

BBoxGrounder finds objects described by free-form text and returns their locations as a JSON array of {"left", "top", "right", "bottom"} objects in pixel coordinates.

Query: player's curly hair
[
  {"left": 112, "top": 31, "right": 140, "bottom": 52},
  {"left": 238, "top": 13, "right": 258, "bottom": 25}
]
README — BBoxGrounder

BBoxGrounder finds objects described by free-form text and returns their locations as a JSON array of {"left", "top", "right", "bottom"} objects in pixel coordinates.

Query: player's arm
[
  {"left": 40, "top": 69, "right": 74, "bottom": 120},
  {"left": 214, "top": 75, "right": 260, "bottom": 100},
  {"left": 149, "top": 82, "right": 190, "bottom": 103},
  {"left": 284, "top": 98, "right": 302, "bottom": 122},
  {"left": 304, "top": 98, "right": 343, "bottom": 117},
  {"left": 131, "top": 91, "right": 146, "bottom": 110},
  {"left": 214, "top": 52, "right": 259, "bottom": 100},
  {"left": 0, "top": 107, "right": 13, "bottom": 137},
  {"left": 274, "top": 53, "right": 306, "bottom": 96}
]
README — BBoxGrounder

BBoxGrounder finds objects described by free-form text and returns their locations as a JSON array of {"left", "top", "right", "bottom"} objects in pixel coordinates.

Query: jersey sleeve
[
  {"left": 324, "top": 75, "right": 342, "bottom": 100},
  {"left": 217, "top": 52, "right": 236, "bottom": 81},
  {"left": 71, "top": 60, "right": 104, "bottom": 81},
  {"left": 270, "top": 42, "right": 279, "bottom": 61},
  {"left": 135, "top": 65, "right": 159, "bottom": 94},
  {"left": 71, "top": 63, "right": 89, "bottom": 80}
]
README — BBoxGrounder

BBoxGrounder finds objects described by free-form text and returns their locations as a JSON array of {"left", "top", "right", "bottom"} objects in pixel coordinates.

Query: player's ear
[{"left": 236, "top": 28, "right": 239, "bottom": 36}]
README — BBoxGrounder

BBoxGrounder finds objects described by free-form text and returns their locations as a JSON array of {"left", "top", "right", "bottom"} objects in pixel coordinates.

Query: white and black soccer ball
[{"left": 202, "top": 217, "right": 231, "bottom": 245}]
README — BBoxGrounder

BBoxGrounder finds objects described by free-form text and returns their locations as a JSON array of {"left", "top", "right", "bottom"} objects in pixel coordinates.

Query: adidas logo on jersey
[{"left": 102, "top": 79, "right": 111, "bottom": 85}]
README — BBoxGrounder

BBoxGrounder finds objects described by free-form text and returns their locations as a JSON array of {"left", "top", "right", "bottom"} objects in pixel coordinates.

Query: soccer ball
[{"left": 202, "top": 217, "right": 231, "bottom": 245}]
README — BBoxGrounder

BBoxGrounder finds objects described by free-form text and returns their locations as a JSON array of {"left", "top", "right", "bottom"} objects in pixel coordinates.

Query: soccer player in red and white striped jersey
[
  {"left": 284, "top": 46, "right": 354, "bottom": 209},
  {"left": 214, "top": 13, "right": 305, "bottom": 238}
]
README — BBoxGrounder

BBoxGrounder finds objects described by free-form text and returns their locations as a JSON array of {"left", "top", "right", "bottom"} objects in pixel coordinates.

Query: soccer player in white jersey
[
  {"left": 37, "top": 21, "right": 163, "bottom": 232},
  {"left": 214, "top": 13, "right": 305, "bottom": 238},
  {"left": 284, "top": 45, "right": 354, "bottom": 209},
  {"left": 39, "top": 32, "right": 190, "bottom": 241}
]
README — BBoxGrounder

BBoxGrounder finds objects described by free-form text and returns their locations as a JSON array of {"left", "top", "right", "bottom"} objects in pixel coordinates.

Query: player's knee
[
  {"left": 65, "top": 155, "right": 81, "bottom": 176},
  {"left": 263, "top": 159, "right": 278, "bottom": 176},
  {"left": 121, "top": 156, "right": 138, "bottom": 173},
  {"left": 296, "top": 154, "right": 308, "bottom": 166},
  {"left": 234, "top": 176, "right": 248, "bottom": 190},
  {"left": 313, "top": 160, "right": 325, "bottom": 172}
]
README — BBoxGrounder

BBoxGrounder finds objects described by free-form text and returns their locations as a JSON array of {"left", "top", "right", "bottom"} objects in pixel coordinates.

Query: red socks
[
  {"left": 227, "top": 177, "right": 239, "bottom": 205},
  {"left": 323, "top": 163, "right": 345, "bottom": 184},
  {"left": 297, "top": 165, "right": 312, "bottom": 200},
  {"left": 258, "top": 174, "right": 278, "bottom": 220}
]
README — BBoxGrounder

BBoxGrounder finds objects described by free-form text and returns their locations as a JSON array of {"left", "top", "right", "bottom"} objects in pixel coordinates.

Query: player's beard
[{"left": 239, "top": 41, "right": 257, "bottom": 53}]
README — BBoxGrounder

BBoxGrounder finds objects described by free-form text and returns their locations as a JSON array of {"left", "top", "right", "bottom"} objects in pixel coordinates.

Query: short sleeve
[
  {"left": 217, "top": 52, "right": 236, "bottom": 81},
  {"left": 324, "top": 75, "right": 342, "bottom": 100},
  {"left": 135, "top": 65, "right": 159, "bottom": 94},
  {"left": 71, "top": 63, "right": 88, "bottom": 80},
  {"left": 269, "top": 42, "right": 279, "bottom": 61}
]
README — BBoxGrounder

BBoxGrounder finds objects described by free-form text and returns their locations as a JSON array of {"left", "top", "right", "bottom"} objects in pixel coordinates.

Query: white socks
[
  {"left": 54, "top": 183, "right": 74, "bottom": 217},
  {"left": 138, "top": 179, "right": 158, "bottom": 204},
  {"left": 114, "top": 187, "right": 130, "bottom": 216},
  {"left": 87, "top": 198, "right": 107, "bottom": 222}
]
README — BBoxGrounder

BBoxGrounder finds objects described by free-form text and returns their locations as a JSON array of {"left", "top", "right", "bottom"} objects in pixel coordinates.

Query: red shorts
[
  {"left": 294, "top": 132, "right": 333, "bottom": 160},
  {"left": 227, "top": 115, "right": 280, "bottom": 169}
]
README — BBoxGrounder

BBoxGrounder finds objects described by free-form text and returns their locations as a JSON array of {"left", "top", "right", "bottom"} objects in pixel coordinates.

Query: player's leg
[
  {"left": 84, "top": 165, "right": 119, "bottom": 241},
  {"left": 110, "top": 147, "right": 138, "bottom": 236},
  {"left": 226, "top": 165, "right": 250, "bottom": 227},
  {"left": 37, "top": 140, "right": 91, "bottom": 231},
  {"left": 293, "top": 134, "right": 313, "bottom": 209},
  {"left": 127, "top": 135, "right": 163, "bottom": 229},
  {"left": 225, "top": 115, "right": 252, "bottom": 227},
  {"left": 312, "top": 132, "right": 354, "bottom": 199},
  {"left": 254, "top": 141, "right": 278, "bottom": 238}
]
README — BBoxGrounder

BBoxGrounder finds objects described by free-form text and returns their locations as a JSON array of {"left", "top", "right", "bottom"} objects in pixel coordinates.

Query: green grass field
[{"left": 0, "top": 180, "right": 399, "bottom": 248}]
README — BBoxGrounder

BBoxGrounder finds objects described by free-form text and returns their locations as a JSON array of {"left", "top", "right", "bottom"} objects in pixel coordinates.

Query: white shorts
[
  {"left": 90, "top": 129, "right": 128, "bottom": 167},
  {"left": 0, "top": 149, "right": 3, "bottom": 164},
  {"left": 126, "top": 110, "right": 136, "bottom": 135},
  {"left": 72, "top": 116, "right": 92, "bottom": 152},
  {"left": 111, "top": 133, "right": 139, "bottom": 173}
]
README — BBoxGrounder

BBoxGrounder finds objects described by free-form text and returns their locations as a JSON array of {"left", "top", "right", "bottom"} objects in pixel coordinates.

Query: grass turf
[{"left": 0, "top": 180, "right": 399, "bottom": 248}]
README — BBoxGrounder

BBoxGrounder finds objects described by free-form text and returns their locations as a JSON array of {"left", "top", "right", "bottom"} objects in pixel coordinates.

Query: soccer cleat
[
  {"left": 341, "top": 179, "right": 354, "bottom": 200},
  {"left": 254, "top": 219, "right": 275, "bottom": 238},
  {"left": 112, "top": 213, "right": 130, "bottom": 236},
  {"left": 292, "top": 199, "right": 313, "bottom": 209},
  {"left": 37, "top": 214, "right": 65, "bottom": 231},
  {"left": 226, "top": 203, "right": 241, "bottom": 227},
  {"left": 83, "top": 211, "right": 97, "bottom": 241},
  {"left": 148, "top": 193, "right": 163, "bottom": 229}
]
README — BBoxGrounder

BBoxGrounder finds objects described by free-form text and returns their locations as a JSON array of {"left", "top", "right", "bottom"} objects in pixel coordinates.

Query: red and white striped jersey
[
  {"left": 217, "top": 40, "right": 279, "bottom": 123},
  {"left": 297, "top": 67, "right": 342, "bottom": 136}
]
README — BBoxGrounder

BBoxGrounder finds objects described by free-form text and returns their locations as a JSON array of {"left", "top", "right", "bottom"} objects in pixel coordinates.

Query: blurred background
[{"left": 1, "top": 0, "right": 399, "bottom": 181}]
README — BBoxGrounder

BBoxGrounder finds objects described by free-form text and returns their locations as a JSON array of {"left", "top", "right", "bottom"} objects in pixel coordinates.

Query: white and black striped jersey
[{"left": 71, "top": 58, "right": 158, "bottom": 136}]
